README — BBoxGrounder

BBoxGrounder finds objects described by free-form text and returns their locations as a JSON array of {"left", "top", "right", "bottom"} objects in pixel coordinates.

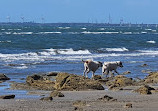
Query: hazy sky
[{"left": 0, "top": 0, "right": 157, "bottom": 23}]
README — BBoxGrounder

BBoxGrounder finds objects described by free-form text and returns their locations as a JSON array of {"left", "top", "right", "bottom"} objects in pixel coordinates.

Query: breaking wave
[{"left": 146, "top": 41, "right": 156, "bottom": 44}]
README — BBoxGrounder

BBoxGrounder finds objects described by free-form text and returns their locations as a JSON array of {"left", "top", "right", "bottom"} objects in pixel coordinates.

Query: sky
[{"left": 0, "top": 0, "right": 157, "bottom": 24}]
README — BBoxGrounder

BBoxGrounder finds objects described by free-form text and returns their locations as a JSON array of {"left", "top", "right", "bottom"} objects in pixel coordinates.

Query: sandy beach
[{"left": 0, "top": 86, "right": 158, "bottom": 111}]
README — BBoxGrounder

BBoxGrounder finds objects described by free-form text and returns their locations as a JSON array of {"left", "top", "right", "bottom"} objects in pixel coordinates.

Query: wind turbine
[
  {"left": 21, "top": 16, "right": 25, "bottom": 23},
  {"left": 6, "top": 16, "right": 11, "bottom": 23},
  {"left": 41, "top": 16, "right": 45, "bottom": 23}
]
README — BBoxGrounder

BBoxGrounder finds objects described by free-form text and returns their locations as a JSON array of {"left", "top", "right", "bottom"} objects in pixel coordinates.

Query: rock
[
  {"left": 10, "top": 82, "right": 35, "bottom": 90},
  {"left": 141, "top": 64, "right": 148, "bottom": 67},
  {"left": 142, "top": 70, "right": 151, "bottom": 73},
  {"left": 26, "top": 74, "right": 55, "bottom": 90},
  {"left": 106, "top": 75, "right": 134, "bottom": 90},
  {"left": 50, "top": 90, "right": 64, "bottom": 97},
  {"left": 54, "top": 72, "right": 104, "bottom": 91},
  {"left": 93, "top": 75, "right": 102, "bottom": 80},
  {"left": 0, "top": 95, "right": 15, "bottom": 99},
  {"left": 0, "top": 74, "right": 10, "bottom": 81},
  {"left": 134, "top": 85, "right": 155, "bottom": 95},
  {"left": 47, "top": 72, "right": 58, "bottom": 76},
  {"left": 122, "top": 71, "right": 131, "bottom": 75},
  {"left": 144, "top": 72, "right": 158, "bottom": 83},
  {"left": 124, "top": 103, "right": 132, "bottom": 108},
  {"left": 108, "top": 85, "right": 123, "bottom": 91},
  {"left": 40, "top": 97, "right": 53, "bottom": 101},
  {"left": 98, "top": 95, "right": 117, "bottom": 102},
  {"left": 73, "top": 100, "right": 86, "bottom": 107},
  {"left": 12, "top": 72, "right": 104, "bottom": 91}
]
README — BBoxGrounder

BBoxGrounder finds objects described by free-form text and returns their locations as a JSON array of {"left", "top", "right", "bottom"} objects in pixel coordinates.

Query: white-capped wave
[
  {"left": 43, "top": 48, "right": 91, "bottom": 55},
  {"left": 14, "top": 66, "right": 28, "bottom": 69},
  {"left": 123, "top": 32, "right": 132, "bottom": 34},
  {"left": 13, "top": 32, "right": 33, "bottom": 35},
  {"left": 104, "top": 47, "right": 129, "bottom": 52},
  {"left": 37, "top": 32, "right": 61, "bottom": 34},
  {"left": 0, "top": 40, "right": 11, "bottom": 43},
  {"left": 145, "top": 29, "right": 152, "bottom": 31},
  {"left": 146, "top": 41, "right": 156, "bottom": 44},
  {"left": 58, "top": 27, "right": 70, "bottom": 29},
  {"left": 99, "top": 28, "right": 105, "bottom": 30},
  {"left": 141, "top": 32, "right": 147, "bottom": 34},
  {"left": 81, "top": 31, "right": 119, "bottom": 34},
  {"left": 81, "top": 28, "right": 86, "bottom": 30}
]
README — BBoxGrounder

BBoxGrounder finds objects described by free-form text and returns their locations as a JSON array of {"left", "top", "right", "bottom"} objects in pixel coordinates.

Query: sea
[{"left": 0, "top": 23, "right": 158, "bottom": 98}]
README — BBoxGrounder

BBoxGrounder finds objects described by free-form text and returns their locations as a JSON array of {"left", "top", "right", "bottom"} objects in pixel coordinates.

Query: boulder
[
  {"left": 106, "top": 75, "right": 134, "bottom": 90},
  {"left": 54, "top": 72, "right": 104, "bottom": 91},
  {"left": 40, "top": 97, "right": 53, "bottom": 101},
  {"left": 133, "top": 85, "right": 155, "bottom": 95},
  {"left": 144, "top": 72, "right": 158, "bottom": 83},
  {"left": 0, "top": 74, "right": 10, "bottom": 81},
  {"left": 26, "top": 74, "right": 55, "bottom": 90},
  {"left": 50, "top": 91, "right": 64, "bottom": 97},
  {"left": 0, "top": 95, "right": 15, "bottom": 99}
]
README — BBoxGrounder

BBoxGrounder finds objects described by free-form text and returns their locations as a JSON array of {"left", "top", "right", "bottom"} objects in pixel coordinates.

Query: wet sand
[{"left": 0, "top": 87, "right": 158, "bottom": 111}]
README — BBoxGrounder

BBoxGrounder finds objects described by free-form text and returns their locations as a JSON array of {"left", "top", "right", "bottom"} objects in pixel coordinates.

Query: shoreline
[{"left": 0, "top": 88, "right": 158, "bottom": 111}]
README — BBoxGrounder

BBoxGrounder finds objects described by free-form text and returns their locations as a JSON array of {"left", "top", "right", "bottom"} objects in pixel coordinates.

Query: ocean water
[{"left": 0, "top": 23, "right": 158, "bottom": 82}]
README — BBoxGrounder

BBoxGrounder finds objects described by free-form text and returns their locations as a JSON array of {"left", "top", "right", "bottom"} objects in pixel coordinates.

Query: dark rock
[
  {"left": 26, "top": 74, "right": 55, "bottom": 90},
  {"left": 124, "top": 103, "right": 132, "bottom": 108},
  {"left": 93, "top": 75, "right": 102, "bottom": 80},
  {"left": 54, "top": 72, "right": 104, "bottom": 91},
  {"left": 142, "top": 64, "right": 148, "bottom": 67},
  {"left": 133, "top": 85, "right": 155, "bottom": 95},
  {"left": 50, "top": 90, "right": 64, "bottom": 97},
  {"left": 0, "top": 95, "right": 15, "bottom": 99},
  {"left": 98, "top": 95, "right": 117, "bottom": 102},
  {"left": 47, "top": 72, "right": 58, "bottom": 76},
  {"left": 0, "top": 74, "right": 10, "bottom": 81},
  {"left": 40, "top": 97, "right": 53, "bottom": 101}
]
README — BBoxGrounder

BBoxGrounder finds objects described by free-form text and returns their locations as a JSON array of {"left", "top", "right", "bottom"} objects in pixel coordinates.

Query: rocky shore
[{"left": 1, "top": 72, "right": 158, "bottom": 110}]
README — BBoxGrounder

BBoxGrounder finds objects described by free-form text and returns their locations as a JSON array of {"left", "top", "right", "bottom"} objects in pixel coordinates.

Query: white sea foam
[
  {"left": 37, "top": 32, "right": 61, "bottom": 34},
  {"left": 13, "top": 32, "right": 33, "bottom": 35},
  {"left": 5, "top": 32, "right": 11, "bottom": 34},
  {"left": 145, "top": 29, "right": 152, "bottom": 31},
  {"left": 15, "top": 66, "right": 28, "bottom": 69},
  {"left": 146, "top": 41, "right": 156, "bottom": 44},
  {"left": 99, "top": 28, "right": 105, "bottom": 30},
  {"left": 81, "top": 28, "right": 86, "bottom": 30},
  {"left": 81, "top": 31, "right": 119, "bottom": 34},
  {"left": 141, "top": 32, "right": 147, "bottom": 34},
  {"left": 123, "top": 32, "right": 132, "bottom": 34},
  {"left": 0, "top": 40, "right": 11, "bottom": 43},
  {"left": 14, "top": 29, "right": 22, "bottom": 31},
  {"left": 105, "top": 47, "right": 129, "bottom": 52},
  {"left": 1, "top": 48, "right": 158, "bottom": 63},
  {"left": 43, "top": 48, "right": 91, "bottom": 55},
  {"left": 58, "top": 27, "right": 70, "bottom": 29}
]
